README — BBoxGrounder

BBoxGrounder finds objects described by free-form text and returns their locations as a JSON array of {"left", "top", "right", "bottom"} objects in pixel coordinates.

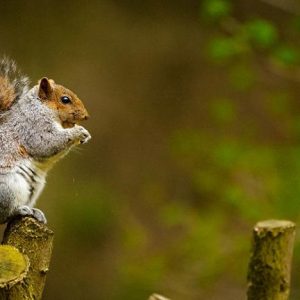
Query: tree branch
[{"left": 259, "top": 0, "right": 300, "bottom": 15}]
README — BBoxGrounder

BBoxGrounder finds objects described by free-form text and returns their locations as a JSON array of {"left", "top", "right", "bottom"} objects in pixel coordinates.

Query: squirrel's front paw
[{"left": 74, "top": 126, "right": 91, "bottom": 144}]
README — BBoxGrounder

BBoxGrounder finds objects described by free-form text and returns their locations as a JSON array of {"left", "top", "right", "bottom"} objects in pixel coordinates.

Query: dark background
[{"left": 1, "top": 0, "right": 300, "bottom": 299}]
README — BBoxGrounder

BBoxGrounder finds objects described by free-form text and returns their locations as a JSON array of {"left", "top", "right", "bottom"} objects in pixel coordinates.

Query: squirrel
[{"left": 0, "top": 57, "right": 91, "bottom": 224}]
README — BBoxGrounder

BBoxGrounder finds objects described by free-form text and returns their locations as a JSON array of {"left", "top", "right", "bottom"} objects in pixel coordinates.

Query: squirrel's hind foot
[{"left": 14, "top": 205, "right": 47, "bottom": 224}]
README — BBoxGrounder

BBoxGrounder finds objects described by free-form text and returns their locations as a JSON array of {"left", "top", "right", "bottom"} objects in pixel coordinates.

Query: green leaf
[
  {"left": 265, "top": 91, "right": 291, "bottom": 115},
  {"left": 210, "top": 98, "right": 236, "bottom": 123},
  {"left": 273, "top": 45, "right": 299, "bottom": 66},
  {"left": 212, "top": 140, "right": 241, "bottom": 169},
  {"left": 229, "top": 64, "right": 256, "bottom": 90},
  {"left": 202, "top": 0, "right": 232, "bottom": 20},
  {"left": 245, "top": 19, "right": 278, "bottom": 48},
  {"left": 208, "top": 37, "right": 242, "bottom": 62}
]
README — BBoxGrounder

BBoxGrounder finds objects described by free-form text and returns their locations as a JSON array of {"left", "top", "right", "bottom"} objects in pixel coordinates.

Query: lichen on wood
[
  {"left": 0, "top": 216, "right": 54, "bottom": 299},
  {"left": 247, "top": 219, "right": 296, "bottom": 300},
  {"left": 0, "top": 245, "right": 29, "bottom": 287}
]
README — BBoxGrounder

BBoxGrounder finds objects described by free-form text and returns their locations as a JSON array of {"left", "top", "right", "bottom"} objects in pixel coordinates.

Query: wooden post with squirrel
[
  {"left": 0, "top": 216, "right": 53, "bottom": 299},
  {"left": 0, "top": 57, "right": 90, "bottom": 298}
]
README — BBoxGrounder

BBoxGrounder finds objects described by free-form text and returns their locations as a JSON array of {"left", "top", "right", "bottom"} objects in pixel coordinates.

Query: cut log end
[
  {"left": 0, "top": 245, "right": 29, "bottom": 288},
  {"left": 255, "top": 219, "right": 295, "bottom": 230},
  {"left": 148, "top": 294, "right": 170, "bottom": 300},
  {"left": 254, "top": 220, "right": 296, "bottom": 239}
]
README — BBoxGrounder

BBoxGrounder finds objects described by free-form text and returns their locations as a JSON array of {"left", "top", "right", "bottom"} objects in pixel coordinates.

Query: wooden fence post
[
  {"left": 247, "top": 220, "right": 296, "bottom": 300},
  {"left": 0, "top": 216, "right": 54, "bottom": 299}
]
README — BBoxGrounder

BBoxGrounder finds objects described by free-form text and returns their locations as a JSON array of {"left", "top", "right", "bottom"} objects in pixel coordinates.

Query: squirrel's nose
[{"left": 84, "top": 114, "right": 89, "bottom": 120}]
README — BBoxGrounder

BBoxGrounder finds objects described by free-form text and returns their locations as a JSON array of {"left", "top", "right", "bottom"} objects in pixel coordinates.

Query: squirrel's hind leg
[{"left": 0, "top": 182, "right": 47, "bottom": 224}]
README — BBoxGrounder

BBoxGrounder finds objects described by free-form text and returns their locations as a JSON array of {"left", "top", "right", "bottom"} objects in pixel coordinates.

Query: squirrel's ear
[{"left": 38, "top": 77, "right": 53, "bottom": 100}]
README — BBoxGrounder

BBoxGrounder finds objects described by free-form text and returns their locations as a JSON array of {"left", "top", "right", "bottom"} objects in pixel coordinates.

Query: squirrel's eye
[{"left": 61, "top": 96, "right": 71, "bottom": 104}]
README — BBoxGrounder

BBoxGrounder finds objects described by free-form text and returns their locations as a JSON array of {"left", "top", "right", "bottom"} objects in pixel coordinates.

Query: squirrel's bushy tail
[{"left": 0, "top": 57, "right": 29, "bottom": 110}]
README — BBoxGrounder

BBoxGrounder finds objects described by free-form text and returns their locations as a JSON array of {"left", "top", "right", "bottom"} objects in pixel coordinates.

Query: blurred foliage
[
  {"left": 208, "top": 37, "right": 244, "bottom": 62},
  {"left": 273, "top": 45, "right": 299, "bottom": 66},
  {"left": 245, "top": 19, "right": 278, "bottom": 49},
  {"left": 2, "top": 0, "right": 300, "bottom": 299},
  {"left": 202, "top": 0, "right": 232, "bottom": 21}
]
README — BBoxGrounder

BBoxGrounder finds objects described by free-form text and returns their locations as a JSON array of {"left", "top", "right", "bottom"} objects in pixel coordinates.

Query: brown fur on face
[
  {"left": 38, "top": 78, "right": 89, "bottom": 128},
  {"left": 0, "top": 77, "right": 16, "bottom": 110}
]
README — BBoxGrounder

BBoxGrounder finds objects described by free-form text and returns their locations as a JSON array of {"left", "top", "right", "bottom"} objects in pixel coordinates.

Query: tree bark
[
  {"left": 247, "top": 219, "right": 296, "bottom": 300},
  {"left": 0, "top": 216, "right": 54, "bottom": 299}
]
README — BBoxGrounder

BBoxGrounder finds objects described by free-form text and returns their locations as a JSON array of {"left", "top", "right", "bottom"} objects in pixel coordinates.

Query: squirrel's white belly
[
  {"left": 10, "top": 161, "right": 46, "bottom": 208},
  {"left": 5, "top": 172, "right": 31, "bottom": 207}
]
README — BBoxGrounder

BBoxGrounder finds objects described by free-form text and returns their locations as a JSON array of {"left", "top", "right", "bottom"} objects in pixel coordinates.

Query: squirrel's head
[{"left": 38, "top": 77, "right": 89, "bottom": 128}]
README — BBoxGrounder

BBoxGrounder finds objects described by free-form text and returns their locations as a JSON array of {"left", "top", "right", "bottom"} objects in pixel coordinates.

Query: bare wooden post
[
  {"left": 0, "top": 216, "right": 54, "bottom": 299},
  {"left": 247, "top": 220, "right": 296, "bottom": 300}
]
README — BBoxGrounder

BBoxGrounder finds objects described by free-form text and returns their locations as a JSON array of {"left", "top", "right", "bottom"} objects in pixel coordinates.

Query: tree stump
[
  {"left": 0, "top": 216, "right": 54, "bottom": 299},
  {"left": 247, "top": 220, "right": 296, "bottom": 300}
]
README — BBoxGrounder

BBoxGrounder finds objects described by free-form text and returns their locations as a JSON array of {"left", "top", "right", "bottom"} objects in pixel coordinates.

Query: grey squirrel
[{"left": 0, "top": 57, "right": 91, "bottom": 224}]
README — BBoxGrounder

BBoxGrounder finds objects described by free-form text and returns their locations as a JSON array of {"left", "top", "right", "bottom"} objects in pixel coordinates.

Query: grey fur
[
  {"left": 0, "top": 182, "right": 15, "bottom": 223},
  {"left": 0, "top": 61, "right": 91, "bottom": 224},
  {"left": 0, "top": 57, "right": 30, "bottom": 107}
]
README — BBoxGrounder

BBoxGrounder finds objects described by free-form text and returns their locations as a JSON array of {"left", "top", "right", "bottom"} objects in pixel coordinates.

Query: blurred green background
[{"left": 1, "top": 0, "right": 300, "bottom": 299}]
